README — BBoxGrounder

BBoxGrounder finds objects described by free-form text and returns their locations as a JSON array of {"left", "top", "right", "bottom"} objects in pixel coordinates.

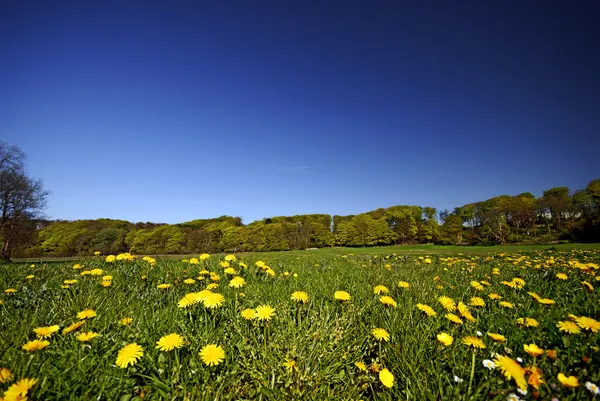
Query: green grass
[{"left": 1, "top": 248, "right": 599, "bottom": 400}]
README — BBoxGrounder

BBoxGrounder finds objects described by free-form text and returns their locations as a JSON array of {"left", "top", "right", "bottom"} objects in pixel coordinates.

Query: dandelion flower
[
  {"left": 523, "top": 343, "right": 544, "bottom": 357},
  {"left": 582, "top": 281, "right": 594, "bottom": 291},
  {"left": 373, "top": 285, "right": 389, "bottom": 294},
  {"left": 63, "top": 279, "right": 78, "bottom": 285},
  {"left": 0, "top": 367, "right": 13, "bottom": 383},
  {"left": 334, "top": 291, "right": 351, "bottom": 301},
  {"left": 416, "top": 303, "right": 436, "bottom": 317},
  {"left": 116, "top": 343, "right": 144, "bottom": 368},
  {"left": 228, "top": 276, "right": 246, "bottom": 288},
  {"left": 178, "top": 292, "right": 203, "bottom": 308},
  {"left": 206, "top": 283, "right": 219, "bottom": 290},
  {"left": 22, "top": 339, "right": 50, "bottom": 352},
  {"left": 398, "top": 281, "right": 410, "bottom": 288},
  {"left": 575, "top": 316, "right": 600, "bottom": 332},
  {"left": 184, "top": 278, "right": 196, "bottom": 285},
  {"left": 223, "top": 267, "right": 237, "bottom": 275},
  {"left": 3, "top": 378, "right": 38, "bottom": 400},
  {"left": 203, "top": 292, "right": 224, "bottom": 309},
  {"left": 557, "top": 373, "right": 579, "bottom": 388},
  {"left": 372, "top": 328, "right": 390, "bottom": 342},
  {"left": 255, "top": 305, "right": 276, "bottom": 321},
  {"left": 4, "top": 288, "right": 17, "bottom": 294},
  {"left": 489, "top": 293, "right": 502, "bottom": 300},
  {"left": 379, "top": 368, "right": 394, "bottom": 388},
  {"left": 33, "top": 325, "right": 60, "bottom": 339},
  {"left": 556, "top": 320, "right": 580, "bottom": 334},
  {"left": 291, "top": 291, "right": 309, "bottom": 304},
  {"left": 516, "top": 318, "right": 539, "bottom": 327},
  {"left": 437, "top": 332, "right": 453, "bottom": 346},
  {"left": 487, "top": 332, "right": 507, "bottom": 342},
  {"left": 499, "top": 301, "right": 514, "bottom": 309},
  {"left": 199, "top": 344, "right": 225, "bottom": 366},
  {"left": 76, "top": 331, "right": 98, "bottom": 342},
  {"left": 282, "top": 359, "right": 298, "bottom": 372},
  {"left": 439, "top": 296, "right": 457, "bottom": 311},
  {"left": 556, "top": 273, "right": 568, "bottom": 280},
  {"left": 156, "top": 283, "right": 171, "bottom": 289},
  {"left": 355, "top": 361, "right": 367, "bottom": 371},
  {"left": 445, "top": 313, "right": 463, "bottom": 324},
  {"left": 199, "top": 253, "right": 210, "bottom": 261},
  {"left": 89, "top": 268, "right": 104, "bottom": 276},
  {"left": 470, "top": 297, "right": 485, "bottom": 307},
  {"left": 463, "top": 336, "right": 486, "bottom": 349},
  {"left": 156, "top": 334, "right": 185, "bottom": 351},
  {"left": 241, "top": 308, "right": 256, "bottom": 320},
  {"left": 471, "top": 281, "right": 484, "bottom": 291},
  {"left": 493, "top": 355, "right": 527, "bottom": 391},
  {"left": 379, "top": 295, "right": 397, "bottom": 308},
  {"left": 119, "top": 317, "right": 133, "bottom": 326},
  {"left": 77, "top": 309, "right": 96, "bottom": 319}
]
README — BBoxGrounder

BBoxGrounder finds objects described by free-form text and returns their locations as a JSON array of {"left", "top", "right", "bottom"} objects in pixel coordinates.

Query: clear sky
[{"left": 1, "top": 1, "right": 599, "bottom": 224}]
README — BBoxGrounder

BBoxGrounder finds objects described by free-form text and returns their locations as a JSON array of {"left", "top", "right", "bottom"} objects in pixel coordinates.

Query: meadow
[{"left": 1, "top": 248, "right": 599, "bottom": 400}]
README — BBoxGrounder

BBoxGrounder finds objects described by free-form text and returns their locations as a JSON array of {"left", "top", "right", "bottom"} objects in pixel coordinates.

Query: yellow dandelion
[
  {"left": 184, "top": 278, "right": 196, "bottom": 285},
  {"left": 4, "top": 288, "right": 17, "bottom": 294},
  {"left": 241, "top": 308, "right": 257, "bottom": 320},
  {"left": 398, "top": 281, "right": 410, "bottom": 288},
  {"left": 355, "top": 361, "right": 367, "bottom": 371},
  {"left": 556, "top": 273, "right": 568, "bottom": 280},
  {"left": 470, "top": 281, "right": 484, "bottom": 291},
  {"left": 199, "top": 253, "right": 210, "bottom": 260},
  {"left": 516, "top": 317, "right": 539, "bottom": 327},
  {"left": 63, "top": 321, "right": 85, "bottom": 334},
  {"left": 557, "top": 373, "right": 579, "bottom": 388},
  {"left": 489, "top": 293, "right": 502, "bottom": 300},
  {"left": 499, "top": 301, "right": 514, "bottom": 309},
  {"left": 77, "top": 309, "right": 96, "bottom": 319},
  {"left": 575, "top": 316, "right": 600, "bottom": 332},
  {"left": 282, "top": 358, "right": 298, "bottom": 372},
  {"left": 379, "top": 368, "right": 394, "bottom": 388},
  {"left": 178, "top": 292, "right": 203, "bottom": 308},
  {"left": 463, "top": 336, "right": 486, "bottom": 349},
  {"left": 199, "top": 344, "right": 225, "bottom": 366},
  {"left": 373, "top": 285, "right": 389, "bottom": 294},
  {"left": 223, "top": 267, "right": 237, "bottom": 275},
  {"left": 416, "top": 303, "right": 437, "bottom": 317},
  {"left": 523, "top": 343, "right": 544, "bottom": 357},
  {"left": 119, "top": 317, "right": 133, "bottom": 326},
  {"left": 556, "top": 320, "right": 580, "bottom": 334},
  {"left": 33, "top": 325, "right": 60, "bottom": 339},
  {"left": 487, "top": 332, "right": 507, "bottom": 342},
  {"left": 437, "top": 332, "right": 453, "bottom": 346},
  {"left": 76, "top": 331, "right": 98, "bottom": 342},
  {"left": 255, "top": 305, "right": 276, "bottom": 321},
  {"left": 0, "top": 367, "right": 13, "bottom": 383},
  {"left": 291, "top": 291, "right": 309, "bottom": 304},
  {"left": 206, "top": 283, "right": 219, "bottom": 290},
  {"left": 156, "top": 333, "right": 185, "bottom": 352},
  {"left": 228, "top": 276, "right": 246, "bottom": 288},
  {"left": 372, "top": 328, "right": 390, "bottom": 342},
  {"left": 115, "top": 343, "right": 144, "bottom": 368},
  {"left": 494, "top": 355, "right": 527, "bottom": 391},
  {"left": 582, "top": 281, "right": 594, "bottom": 291},
  {"left": 22, "top": 339, "right": 50, "bottom": 352},
  {"left": 379, "top": 295, "right": 397, "bottom": 308},
  {"left": 445, "top": 313, "right": 463, "bottom": 324},
  {"left": 334, "top": 291, "right": 351, "bottom": 301},
  {"left": 438, "top": 296, "right": 457, "bottom": 311},
  {"left": 203, "top": 292, "right": 224, "bottom": 309},
  {"left": 3, "top": 377, "right": 38, "bottom": 400},
  {"left": 470, "top": 297, "right": 485, "bottom": 307},
  {"left": 156, "top": 283, "right": 171, "bottom": 289}
]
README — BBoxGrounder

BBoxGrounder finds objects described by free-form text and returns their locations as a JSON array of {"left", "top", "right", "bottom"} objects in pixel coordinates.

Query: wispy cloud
[{"left": 277, "top": 165, "right": 310, "bottom": 171}]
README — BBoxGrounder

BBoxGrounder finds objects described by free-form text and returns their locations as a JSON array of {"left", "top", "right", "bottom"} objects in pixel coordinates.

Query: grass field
[{"left": 1, "top": 247, "right": 600, "bottom": 400}]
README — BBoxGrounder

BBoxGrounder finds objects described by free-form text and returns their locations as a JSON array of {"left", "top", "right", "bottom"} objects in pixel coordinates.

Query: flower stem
[{"left": 467, "top": 350, "right": 475, "bottom": 395}]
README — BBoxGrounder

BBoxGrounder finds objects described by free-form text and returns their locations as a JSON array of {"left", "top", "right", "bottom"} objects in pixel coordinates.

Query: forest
[{"left": 11, "top": 179, "right": 600, "bottom": 257}]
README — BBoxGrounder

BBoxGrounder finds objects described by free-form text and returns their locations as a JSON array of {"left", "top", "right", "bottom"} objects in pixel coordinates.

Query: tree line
[
  {"left": 2, "top": 141, "right": 599, "bottom": 259},
  {"left": 10, "top": 178, "right": 600, "bottom": 257}
]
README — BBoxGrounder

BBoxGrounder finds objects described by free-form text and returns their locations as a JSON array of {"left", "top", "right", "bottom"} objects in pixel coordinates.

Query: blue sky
[{"left": 1, "top": 1, "right": 599, "bottom": 224}]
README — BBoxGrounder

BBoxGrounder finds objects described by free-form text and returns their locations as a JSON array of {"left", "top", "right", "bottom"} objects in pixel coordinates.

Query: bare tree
[{"left": 0, "top": 141, "right": 49, "bottom": 262}]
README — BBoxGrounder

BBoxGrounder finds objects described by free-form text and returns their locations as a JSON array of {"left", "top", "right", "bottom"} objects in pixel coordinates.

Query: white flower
[
  {"left": 453, "top": 375, "right": 463, "bottom": 383},
  {"left": 586, "top": 382, "right": 600, "bottom": 395},
  {"left": 482, "top": 359, "right": 495, "bottom": 370},
  {"left": 517, "top": 388, "right": 527, "bottom": 396},
  {"left": 507, "top": 394, "right": 520, "bottom": 401},
  {"left": 516, "top": 357, "right": 523, "bottom": 363},
  {"left": 476, "top": 331, "right": 483, "bottom": 337}
]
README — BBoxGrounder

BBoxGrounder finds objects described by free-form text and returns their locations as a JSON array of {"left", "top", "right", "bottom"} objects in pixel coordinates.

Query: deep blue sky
[{"left": 1, "top": 1, "right": 599, "bottom": 224}]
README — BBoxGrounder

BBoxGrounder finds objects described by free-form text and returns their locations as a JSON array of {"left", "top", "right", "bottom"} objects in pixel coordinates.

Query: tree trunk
[{"left": 2, "top": 239, "right": 11, "bottom": 263}]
